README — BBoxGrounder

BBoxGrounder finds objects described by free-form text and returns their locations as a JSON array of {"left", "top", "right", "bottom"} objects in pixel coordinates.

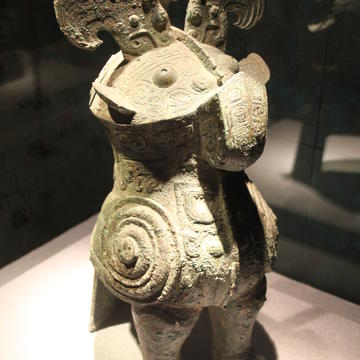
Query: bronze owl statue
[{"left": 54, "top": 0, "right": 278, "bottom": 358}]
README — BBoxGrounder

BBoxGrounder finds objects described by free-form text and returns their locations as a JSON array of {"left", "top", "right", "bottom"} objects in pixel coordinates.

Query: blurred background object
[
  {"left": 0, "top": 0, "right": 116, "bottom": 268},
  {"left": 0, "top": 0, "right": 359, "bottom": 303}
]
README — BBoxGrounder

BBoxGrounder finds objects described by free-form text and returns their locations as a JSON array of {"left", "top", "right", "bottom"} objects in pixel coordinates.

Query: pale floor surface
[{"left": 0, "top": 216, "right": 359, "bottom": 360}]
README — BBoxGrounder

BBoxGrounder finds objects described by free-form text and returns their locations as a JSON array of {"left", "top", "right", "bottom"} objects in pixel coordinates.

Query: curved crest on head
[
  {"left": 185, "top": 0, "right": 265, "bottom": 49},
  {"left": 227, "top": 0, "right": 265, "bottom": 30},
  {"left": 54, "top": 0, "right": 175, "bottom": 57}
]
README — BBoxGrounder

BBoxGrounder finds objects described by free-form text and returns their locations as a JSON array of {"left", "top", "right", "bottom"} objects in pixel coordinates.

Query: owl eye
[{"left": 152, "top": 66, "right": 178, "bottom": 88}]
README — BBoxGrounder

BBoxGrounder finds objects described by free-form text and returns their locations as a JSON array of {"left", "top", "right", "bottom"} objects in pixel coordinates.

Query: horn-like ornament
[
  {"left": 54, "top": 0, "right": 175, "bottom": 57},
  {"left": 185, "top": 0, "right": 265, "bottom": 49}
]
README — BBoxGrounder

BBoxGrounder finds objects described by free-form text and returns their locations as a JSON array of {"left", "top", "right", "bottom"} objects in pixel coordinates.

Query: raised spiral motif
[
  {"left": 91, "top": 196, "right": 181, "bottom": 303},
  {"left": 227, "top": 0, "right": 265, "bottom": 30}
]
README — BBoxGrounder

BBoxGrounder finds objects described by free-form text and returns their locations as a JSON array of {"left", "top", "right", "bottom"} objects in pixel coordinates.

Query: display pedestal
[{"left": 0, "top": 216, "right": 359, "bottom": 360}]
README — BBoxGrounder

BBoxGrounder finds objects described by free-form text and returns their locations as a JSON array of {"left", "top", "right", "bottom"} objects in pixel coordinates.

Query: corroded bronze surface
[
  {"left": 185, "top": 0, "right": 265, "bottom": 50},
  {"left": 54, "top": 1, "right": 277, "bottom": 359},
  {"left": 54, "top": 0, "right": 174, "bottom": 56}
]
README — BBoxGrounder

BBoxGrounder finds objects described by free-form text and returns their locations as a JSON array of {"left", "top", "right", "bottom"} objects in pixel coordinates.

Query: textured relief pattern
[
  {"left": 185, "top": 0, "right": 265, "bottom": 49},
  {"left": 91, "top": 196, "right": 181, "bottom": 303},
  {"left": 220, "top": 69, "right": 268, "bottom": 151},
  {"left": 198, "top": 55, "right": 269, "bottom": 171},
  {"left": 54, "top": 0, "right": 174, "bottom": 56},
  {"left": 107, "top": 41, "right": 218, "bottom": 121},
  {"left": 174, "top": 182, "right": 229, "bottom": 260},
  {"left": 117, "top": 159, "right": 161, "bottom": 194},
  {"left": 54, "top": 0, "right": 278, "bottom": 359}
]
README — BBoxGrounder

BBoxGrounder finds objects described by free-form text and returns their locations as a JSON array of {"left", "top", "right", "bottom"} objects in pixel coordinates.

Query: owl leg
[
  {"left": 131, "top": 304, "right": 202, "bottom": 360},
  {"left": 208, "top": 276, "right": 267, "bottom": 360}
]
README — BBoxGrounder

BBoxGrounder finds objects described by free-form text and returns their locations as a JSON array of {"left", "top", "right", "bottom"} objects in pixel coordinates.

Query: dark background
[{"left": 0, "top": 1, "right": 359, "bottom": 303}]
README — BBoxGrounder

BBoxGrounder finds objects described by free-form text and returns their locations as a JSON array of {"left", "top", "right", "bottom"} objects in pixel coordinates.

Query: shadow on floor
[{"left": 252, "top": 321, "right": 278, "bottom": 360}]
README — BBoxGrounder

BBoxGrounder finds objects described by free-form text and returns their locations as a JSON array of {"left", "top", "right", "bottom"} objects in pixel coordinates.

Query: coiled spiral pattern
[
  {"left": 91, "top": 196, "right": 181, "bottom": 303},
  {"left": 229, "top": 0, "right": 265, "bottom": 30}
]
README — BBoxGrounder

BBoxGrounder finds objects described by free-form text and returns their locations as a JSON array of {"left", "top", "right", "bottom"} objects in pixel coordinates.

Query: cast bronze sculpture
[{"left": 54, "top": 0, "right": 278, "bottom": 358}]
